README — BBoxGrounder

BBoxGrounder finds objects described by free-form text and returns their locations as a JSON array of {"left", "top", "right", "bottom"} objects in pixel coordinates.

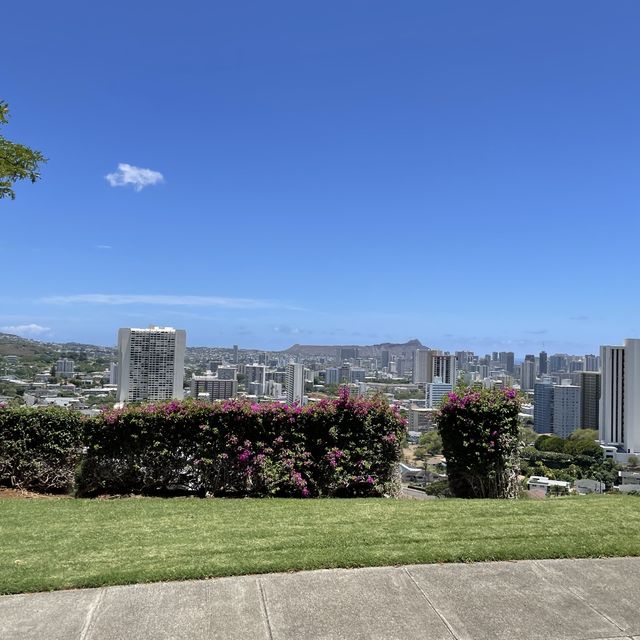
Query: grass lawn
[{"left": 1, "top": 494, "right": 640, "bottom": 595}]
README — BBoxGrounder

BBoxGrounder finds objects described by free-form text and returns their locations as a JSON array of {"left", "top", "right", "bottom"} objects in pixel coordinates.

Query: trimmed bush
[
  {"left": 0, "top": 406, "right": 84, "bottom": 492},
  {"left": 76, "top": 389, "right": 406, "bottom": 498},
  {"left": 436, "top": 388, "right": 521, "bottom": 499}
]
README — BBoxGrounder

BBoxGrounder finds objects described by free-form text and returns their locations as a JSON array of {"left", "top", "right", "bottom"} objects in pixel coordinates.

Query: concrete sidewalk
[{"left": 2, "top": 557, "right": 640, "bottom": 640}]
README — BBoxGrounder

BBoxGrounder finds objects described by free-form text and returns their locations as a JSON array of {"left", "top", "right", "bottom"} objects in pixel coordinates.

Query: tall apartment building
[
  {"left": 600, "top": 344, "right": 626, "bottom": 448},
  {"left": 584, "top": 354, "right": 599, "bottom": 371},
  {"left": 190, "top": 376, "right": 237, "bottom": 401},
  {"left": 520, "top": 355, "right": 536, "bottom": 391},
  {"left": 533, "top": 380, "right": 581, "bottom": 437},
  {"left": 552, "top": 384, "right": 581, "bottom": 438},
  {"left": 412, "top": 349, "right": 432, "bottom": 384},
  {"left": 499, "top": 351, "right": 515, "bottom": 374},
  {"left": 245, "top": 364, "right": 267, "bottom": 387},
  {"left": 534, "top": 380, "right": 554, "bottom": 434},
  {"left": 381, "top": 350, "right": 390, "bottom": 370},
  {"left": 217, "top": 366, "right": 237, "bottom": 380},
  {"left": 116, "top": 326, "right": 186, "bottom": 404},
  {"left": 432, "top": 354, "right": 457, "bottom": 386},
  {"left": 578, "top": 371, "right": 601, "bottom": 430},
  {"left": 538, "top": 351, "right": 548, "bottom": 375},
  {"left": 549, "top": 354, "right": 568, "bottom": 373},
  {"left": 426, "top": 378, "right": 452, "bottom": 408},
  {"left": 600, "top": 339, "right": 640, "bottom": 454},
  {"left": 55, "top": 358, "right": 75, "bottom": 378},
  {"left": 286, "top": 362, "right": 305, "bottom": 405}
]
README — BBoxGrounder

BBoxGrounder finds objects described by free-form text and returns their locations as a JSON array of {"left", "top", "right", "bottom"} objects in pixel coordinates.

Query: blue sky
[{"left": 2, "top": 1, "right": 640, "bottom": 355}]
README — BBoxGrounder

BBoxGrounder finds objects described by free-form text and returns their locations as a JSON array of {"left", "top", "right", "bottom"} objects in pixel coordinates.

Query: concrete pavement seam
[
  {"left": 532, "top": 560, "right": 627, "bottom": 635},
  {"left": 257, "top": 577, "right": 275, "bottom": 640},
  {"left": 403, "top": 567, "right": 459, "bottom": 640},
  {"left": 78, "top": 587, "right": 105, "bottom": 640}
]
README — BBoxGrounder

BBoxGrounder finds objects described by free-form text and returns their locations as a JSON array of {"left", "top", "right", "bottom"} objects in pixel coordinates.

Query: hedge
[
  {"left": 1, "top": 390, "right": 406, "bottom": 498},
  {"left": 0, "top": 406, "right": 84, "bottom": 492}
]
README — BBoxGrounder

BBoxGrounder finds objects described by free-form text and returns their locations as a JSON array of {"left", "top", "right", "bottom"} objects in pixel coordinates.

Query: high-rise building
[
  {"left": 286, "top": 362, "right": 305, "bottom": 405},
  {"left": 116, "top": 326, "right": 186, "bottom": 404},
  {"left": 426, "top": 378, "right": 452, "bottom": 408},
  {"left": 232, "top": 345, "right": 239, "bottom": 364},
  {"left": 455, "top": 351, "right": 474, "bottom": 372},
  {"left": 245, "top": 364, "right": 267, "bottom": 388},
  {"left": 549, "top": 354, "right": 568, "bottom": 373},
  {"left": 412, "top": 349, "right": 432, "bottom": 384},
  {"left": 381, "top": 350, "right": 390, "bottom": 370},
  {"left": 584, "top": 354, "right": 599, "bottom": 371},
  {"left": 578, "top": 371, "right": 601, "bottom": 430},
  {"left": 349, "top": 367, "right": 366, "bottom": 383},
  {"left": 552, "top": 384, "right": 581, "bottom": 438},
  {"left": 600, "top": 339, "right": 640, "bottom": 454},
  {"left": 190, "top": 376, "right": 237, "bottom": 401},
  {"left": 600, "top": 344, "right": 626, "bottom": 448},
  {"left": 520, "top": 355, "right": 536, "bottom": 391},
  {"left": 109, "top": 362, "right": 119, "bottom": 386},
  {"left": 534, "top": 380, "right": 554, "bottom": 434},
  {"left": 55, "top": 358, "right": 75, "bottom": 378},
  {"left": 432, "top": 354, "right": 457, "bottom": 385},
  {"left": 498, "top": 351, "right": 515, "bottom": 374},
  {"left": 325, "top": 367, "right": 340, "bottom": 384},
  {"left": 539, "top": 351, "right": 548, "bottom": 375},
  {"left": 217, "top": 366, "right": 237, "bottom": 380}
]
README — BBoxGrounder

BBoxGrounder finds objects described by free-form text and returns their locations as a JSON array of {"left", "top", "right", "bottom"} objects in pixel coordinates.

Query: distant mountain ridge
[
  {"left": 0, "top": 333, "right": 115, "bottom": 358},
  {"left": 0, "top": 332, "right": 426, "bottom": 360},
  {"left": 284, "top": 339, "right": 425, "bottom": 357}
]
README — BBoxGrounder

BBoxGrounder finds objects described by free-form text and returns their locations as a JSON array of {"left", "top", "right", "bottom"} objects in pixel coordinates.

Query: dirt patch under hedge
[{"left": 0, "top": 488, "right": 72, "bottom": 500}]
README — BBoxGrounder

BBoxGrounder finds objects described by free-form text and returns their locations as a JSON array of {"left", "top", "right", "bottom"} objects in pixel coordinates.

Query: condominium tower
[
  {"left": 116, "top": 326, "right": 186, "bottom": 404},
  {"left": 286, "top": 362, "right": 305, "bottom": 405},
  {"left": 600, "top": 339, "right": 640, "bottom": 454}
]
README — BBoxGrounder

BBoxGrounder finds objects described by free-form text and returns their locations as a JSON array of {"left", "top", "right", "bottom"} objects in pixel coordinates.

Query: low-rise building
[{"left": 527, "top": 475, "right": 571, "bottom": 495}]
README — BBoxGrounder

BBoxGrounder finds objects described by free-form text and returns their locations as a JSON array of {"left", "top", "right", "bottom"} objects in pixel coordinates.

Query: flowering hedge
[
  {"left": 436, "top": 388, "right": 521, "bottom": 499},
  {"left": 0, "top": 406, "right": 84, "bottom": 492},
  {"left": 76, "top": 389, "right": 406, "bottom": 498}
]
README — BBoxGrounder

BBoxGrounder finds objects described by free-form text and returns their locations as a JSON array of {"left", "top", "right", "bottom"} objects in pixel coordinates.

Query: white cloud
[
  {"left": 96, "top": 245, "right": 112, "bottom": 250},
  {"left": 41, "top": 294, "right": 300, "bottom": 310},
  {"left": 0, "top": 324, "right": 52, "bottom": 337},
  {"left": 105, "top": 163, "right": 164, "bottom": 191}
]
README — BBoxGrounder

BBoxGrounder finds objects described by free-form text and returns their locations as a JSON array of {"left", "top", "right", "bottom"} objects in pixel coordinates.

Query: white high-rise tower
[
  {"left": 117, "top": 326, "right": 186, "bottom": 404},
  {"left": 286, "top": 362, "right": 305, "bottom": 406},
  {"left": 600, "top": 338, "right": 640, "bottom": 454}
]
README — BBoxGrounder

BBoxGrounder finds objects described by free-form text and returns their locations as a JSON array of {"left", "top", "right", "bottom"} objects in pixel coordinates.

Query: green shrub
[
  {"left": 0, "top": 406, "right": 84, "bottom": 492},
  {"left": 436, "top": 388, "right": 521, "bottom": 498}
]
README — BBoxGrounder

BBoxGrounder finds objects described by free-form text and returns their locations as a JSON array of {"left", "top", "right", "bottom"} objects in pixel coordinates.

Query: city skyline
[{"left": 4, "top": 2, "right": 640, "bottom": 352}]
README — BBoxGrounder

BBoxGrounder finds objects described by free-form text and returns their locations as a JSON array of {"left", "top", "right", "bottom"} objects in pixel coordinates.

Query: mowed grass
[{"left": 1, "top": 494, "right": 640, "bottom": 594}]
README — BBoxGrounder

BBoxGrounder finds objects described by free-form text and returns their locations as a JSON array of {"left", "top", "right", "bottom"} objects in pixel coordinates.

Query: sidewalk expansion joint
[
  {"left": 403, "top": 567, "right": 459, "bottom": 640},
  {"left": 79, "top": 587, "right": 105, "bottom": 640},
  {"left": 532, "top": 560, "right": 627, "bottom": 635},
  {"left": 257, "top": 577, "right": 275, "bottom": 640}
]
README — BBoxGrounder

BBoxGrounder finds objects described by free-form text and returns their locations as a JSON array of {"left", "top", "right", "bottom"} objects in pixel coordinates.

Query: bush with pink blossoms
[
  {"left": 76, "top": 390, "right": 406, "bottom": 498},
  {"left": 436, "top": 387, "right": 521, "bottom": 499}
]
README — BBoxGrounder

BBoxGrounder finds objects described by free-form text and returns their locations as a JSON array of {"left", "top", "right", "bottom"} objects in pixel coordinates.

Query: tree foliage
[
  {"left": 0, "top": 101, "right": 47, "bottom": 200},
  {"left": 414, "top": 430, "right": 443, "bottom": 459}
]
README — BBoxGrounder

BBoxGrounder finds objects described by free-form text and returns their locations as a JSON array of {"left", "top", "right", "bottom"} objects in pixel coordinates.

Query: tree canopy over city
[{"left": 0, "top": 101, "right": 46, "bottom": 200}]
